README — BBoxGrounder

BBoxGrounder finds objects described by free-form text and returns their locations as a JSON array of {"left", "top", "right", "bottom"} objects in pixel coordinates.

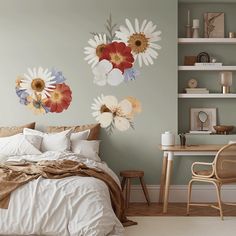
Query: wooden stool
[{"left": 120, "top": 170, "right": 150, "bottom": 208}]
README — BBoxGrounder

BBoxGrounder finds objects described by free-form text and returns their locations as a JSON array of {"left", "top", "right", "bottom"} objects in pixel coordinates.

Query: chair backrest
[{"left": 214, "top": 143, "right": 236, "bottom": 180}]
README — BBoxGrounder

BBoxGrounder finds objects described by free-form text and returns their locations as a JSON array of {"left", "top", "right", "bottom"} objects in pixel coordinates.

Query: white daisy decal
[
  {"left": 19, "top": 67, "right": 56, "bottom": 99},
  {"left": 115, "top": 18, "right": 162, "bottom": 67},
  {"left": 84, "top": 34, "right": 107, "bottom": 68}
]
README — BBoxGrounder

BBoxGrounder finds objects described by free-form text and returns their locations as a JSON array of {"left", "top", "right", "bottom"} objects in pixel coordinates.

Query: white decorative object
[
  {"left": 161, "top": 131, "right": 175, "bottom": 146},
  {"left": 193, "top": 19, "right": 199, "bottom": 28},
  {"left": 192, "top": 19, "right": 200, "bottom": 38}
]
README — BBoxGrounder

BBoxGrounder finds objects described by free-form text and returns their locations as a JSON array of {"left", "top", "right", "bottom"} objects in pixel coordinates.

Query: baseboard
[{"left": 130, "top": 185, "right": 236, "bottom": 203}]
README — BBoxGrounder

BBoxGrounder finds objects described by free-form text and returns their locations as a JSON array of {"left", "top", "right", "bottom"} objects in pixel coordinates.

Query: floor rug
[{"left": 125, "top": 216, "right": 236, "bottom": 236}]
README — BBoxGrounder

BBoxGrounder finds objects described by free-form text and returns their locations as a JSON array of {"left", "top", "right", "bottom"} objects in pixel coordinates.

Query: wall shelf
[
  {"left": 178, "top": 93, "right": 236, "bottom": 98},
  {"left": 178, "top": 38, "right": 236, "bottom": 44},
  {"left": 178, "top": 66, "right": 236, "bottom": 71}
]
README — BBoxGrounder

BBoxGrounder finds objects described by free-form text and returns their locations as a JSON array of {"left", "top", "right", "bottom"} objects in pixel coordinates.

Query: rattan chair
[{"left": 187, "top": 143, "right": 236, "bottom": 220}]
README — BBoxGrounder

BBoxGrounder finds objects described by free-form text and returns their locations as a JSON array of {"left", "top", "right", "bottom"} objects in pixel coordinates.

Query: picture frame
[
  {"left": 204, "top": 12, "right": 225, "bottom": 38},
  {"left": 190, "top": 108, "right": 217, "bottom": 132}
]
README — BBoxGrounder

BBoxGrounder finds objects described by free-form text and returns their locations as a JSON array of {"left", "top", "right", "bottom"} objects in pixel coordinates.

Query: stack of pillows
[{"left": 0, "top": 122, "right": 101, "bottom": 162}]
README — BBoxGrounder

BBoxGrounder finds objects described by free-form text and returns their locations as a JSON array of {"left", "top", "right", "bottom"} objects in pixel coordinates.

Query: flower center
[
  {"left": 110, "top": 53, "right": 124, "bottom": 65},
  {"left": 51, "top": 91, "right": 62, "bottom": 102},
  {"left": 96, "top": 44, "right": 106, "bottom": 58},
  {"left": 128, "top": 33, "right": 149, "bottom": 54},
  {"left": 100, "top": 104, "right": 111, "bottom": 113},
  {"left": 31, "top": 78, "right": 45, "bottom": 92}
]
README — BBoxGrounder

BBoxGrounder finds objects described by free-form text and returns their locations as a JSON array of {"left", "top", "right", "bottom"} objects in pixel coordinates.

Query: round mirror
[{"left": 198, "top": 111, "right": 208, "bottom": 131}]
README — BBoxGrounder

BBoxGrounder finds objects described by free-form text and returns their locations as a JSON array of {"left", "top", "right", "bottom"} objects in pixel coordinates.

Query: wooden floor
[{"left": 126, "top": 203, "right": 236, "bottom": 217}]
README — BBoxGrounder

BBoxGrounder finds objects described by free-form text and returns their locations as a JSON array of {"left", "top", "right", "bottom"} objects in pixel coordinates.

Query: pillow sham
[
  {"left": 46, "top": 123, "right": 100, "bottom": 140},
  {"left": 70, "top": 129, "right": 90, "bottom": 143},
  {"left": 0, "top": 134, "right": 42, "bottom": 156},
  {"left": 0, "top": 122, "right": 35, "bottom": 137},
  {"left": 23, "top": 128, "right": 73, "bottom": 152},
  {"left": 72, "top": 140, "right": 101, "bottom": 162}
]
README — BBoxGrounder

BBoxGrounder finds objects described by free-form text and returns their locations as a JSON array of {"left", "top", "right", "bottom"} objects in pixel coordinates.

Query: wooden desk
[{"left": 159, "top": 144, "right": 224, "bottom": 213}]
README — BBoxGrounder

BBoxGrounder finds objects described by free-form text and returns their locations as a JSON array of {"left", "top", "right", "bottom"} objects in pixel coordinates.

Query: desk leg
[
  {"left": 159, "top": 152, "right": 168, "bottom": 203},
  {"left": 163, "top": 152, "right": 174, "bottom": 213}
]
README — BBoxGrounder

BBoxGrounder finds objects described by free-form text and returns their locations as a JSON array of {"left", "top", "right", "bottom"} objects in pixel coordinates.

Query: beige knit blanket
[{"left": 0, "top": 159, "right": 136, "bottom": 226}]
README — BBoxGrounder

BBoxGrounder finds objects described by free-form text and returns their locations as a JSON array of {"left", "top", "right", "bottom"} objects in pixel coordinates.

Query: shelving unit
[
  {"left": 178, "top": 93, "right": 236, "bottom": 98},
  {"left": 178, "top": 1, "right": 236, "bottom": 135},
  {"left": 178, "top": 38, "right": 236, "bottom": 44},
  {"left": 178, "top": 66, "right": 236, "bottom": 71}
]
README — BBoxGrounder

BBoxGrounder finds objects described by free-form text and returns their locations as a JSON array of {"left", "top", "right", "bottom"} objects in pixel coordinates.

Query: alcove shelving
[{"left": 178, "top": 0, "right": 236, "bottom": 135}]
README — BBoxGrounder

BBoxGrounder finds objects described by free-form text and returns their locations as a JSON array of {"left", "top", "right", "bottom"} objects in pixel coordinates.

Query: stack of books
[
  {"left": 185, "top": 88, "right": 209, "bottom": 94},
  {"left": 195, "top": 62, "right": 223, "bottom": 66},
  {"left": 189, "top": 130, "right": 212, "bottom": 134}
]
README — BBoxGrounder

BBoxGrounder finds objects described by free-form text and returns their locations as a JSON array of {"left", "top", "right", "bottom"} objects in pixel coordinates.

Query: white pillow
[
  {"left": 0, "top": 134, "right": 42, "bottom": 156},
  {"left": 71, "top": 129, "right": 90, "bottom": 150},
  {"left": 23, "top": 128, "right": 73, "bottom": 152},
  {"left": 72, "top": 140, "right": 101, "bottom": 162}
]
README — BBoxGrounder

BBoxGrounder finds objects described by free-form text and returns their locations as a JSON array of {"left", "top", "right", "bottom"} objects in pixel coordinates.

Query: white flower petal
[
  {"left": 138, "top": 54, "right": 143, "bottom": 67},
  {"left": 103, "top": 95, "right": 118, "bottom": 110},
  {"left": 118, "top": 99, "right": 132, "bottom": 115},
  {"left": 144, "top": 21, "right": 154, "bottom": 34},
  {"left": 98, "top": 59, "right": 113, "bottom": 74},
  {"left": 125, "top": 18, "right": 135, "bottom": 34},
  {"left": 140, "top": 19, "right": 147, "bottom": 32},
  {"left": 107, "top": 68, "right": 124, "bottom": 86},
  {"left": 135, "top": 18, "right": 140, "bottom": 32},
  {"left": 114, "top": 117, "right": 130, "bottom": 131},
  {"left": 98, "top": 112, "right": 113, "bottom": 128},
  {"left": 88, "top": 38, "right": 97, "bottom": 47}
]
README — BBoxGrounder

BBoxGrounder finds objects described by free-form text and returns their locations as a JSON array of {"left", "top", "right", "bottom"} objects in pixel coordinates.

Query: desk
[{"left": 159, "top": 144, "right": 224, "bottom": 213}]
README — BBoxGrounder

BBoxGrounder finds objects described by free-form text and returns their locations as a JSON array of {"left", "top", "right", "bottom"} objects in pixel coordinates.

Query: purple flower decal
[
  {"left": 51, "top": 68, "right": 66, "bottom": 84},
  {"left": 124, "top": 68, "right": 140, "bottom": 82}
]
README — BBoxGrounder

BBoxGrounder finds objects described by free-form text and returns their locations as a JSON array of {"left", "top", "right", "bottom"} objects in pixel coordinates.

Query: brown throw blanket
[{"left": 0, "top": 160, "right": 136, "bottom": 227}]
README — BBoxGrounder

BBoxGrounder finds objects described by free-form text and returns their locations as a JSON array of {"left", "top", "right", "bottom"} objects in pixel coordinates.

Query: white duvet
[{"left": 0, "top": 151, "right": 124, "bottom": 236}]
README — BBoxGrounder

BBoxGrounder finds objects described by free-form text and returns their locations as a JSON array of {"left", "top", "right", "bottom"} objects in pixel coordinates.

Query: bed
[{"left": 0, "top": 123, "right": 127, "bottom": 236}]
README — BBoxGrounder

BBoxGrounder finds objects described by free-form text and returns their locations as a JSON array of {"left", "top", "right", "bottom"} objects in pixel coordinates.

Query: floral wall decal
[
  {"left": 87, "top": 15, "right": 161, "bottom": 133},
  {"left": 91, "top": 94, "right": 141, "bottom": 134},
  {"left": 15, "top": 67, "right": 72, "bottom": 115},
  {"left": 84, "top": 15, "right": 162, "bottom": 86}
]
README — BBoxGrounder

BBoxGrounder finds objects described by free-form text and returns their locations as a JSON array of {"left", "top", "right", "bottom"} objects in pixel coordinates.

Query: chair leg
[
  {"left": 140, "top": 177, "right": 151, "bottom": 205},
  {"left": 126, "top": 178, "right": 131, "bottom": 208},
  {"left": 187, "top": 179, "right": 194, "bottom": 215},
  {"left": 121, "top": 177, "right": 126, "bottom": 191},
  {"left": 214, "top": 182, "right": 224, "bottom": 220}
]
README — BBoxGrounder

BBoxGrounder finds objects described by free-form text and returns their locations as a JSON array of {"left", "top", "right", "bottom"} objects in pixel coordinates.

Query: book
[
  {"left": 185, "top": 88, "right": 209, "bottom": 94},
  {"left": 189, "top": 130, "right": 212, "bottom": 134},
  {"left": 194, "top": 63, "right": 223, "bottom": 66}
]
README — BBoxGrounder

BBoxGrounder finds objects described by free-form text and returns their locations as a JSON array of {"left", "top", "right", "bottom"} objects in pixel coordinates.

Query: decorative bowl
[{"left": 213, "top": 125, "right": 234, "bottom": 135}]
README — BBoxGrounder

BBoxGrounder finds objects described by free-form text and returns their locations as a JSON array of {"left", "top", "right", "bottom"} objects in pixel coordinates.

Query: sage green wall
[{"left": 0, "top": 0, "right": 178, "bottom": 184}]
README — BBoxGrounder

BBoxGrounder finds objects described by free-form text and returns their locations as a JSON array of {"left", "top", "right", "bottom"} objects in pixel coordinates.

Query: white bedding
[{"left": 0, "top": 151, "right": 124, "bottom": 236}]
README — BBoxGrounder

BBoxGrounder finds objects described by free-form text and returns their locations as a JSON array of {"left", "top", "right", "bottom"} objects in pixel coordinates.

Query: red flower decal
[
  {"left": 100, "top": 42, "right": 134, "bottom": 73},
  {"left": 45, "top": 83, "right": 72, "bottom": 113}
]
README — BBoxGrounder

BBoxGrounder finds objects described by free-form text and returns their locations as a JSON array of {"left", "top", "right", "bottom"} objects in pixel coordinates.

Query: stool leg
[
  {"left": 121, "top": 177, "right": 126, "bottom": 191},
  {"left": 140, "top": 177, "right": 151, "bottom": 205},
  {"left": 126, "top": 178, "right": 131, "bottom": 208}
]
